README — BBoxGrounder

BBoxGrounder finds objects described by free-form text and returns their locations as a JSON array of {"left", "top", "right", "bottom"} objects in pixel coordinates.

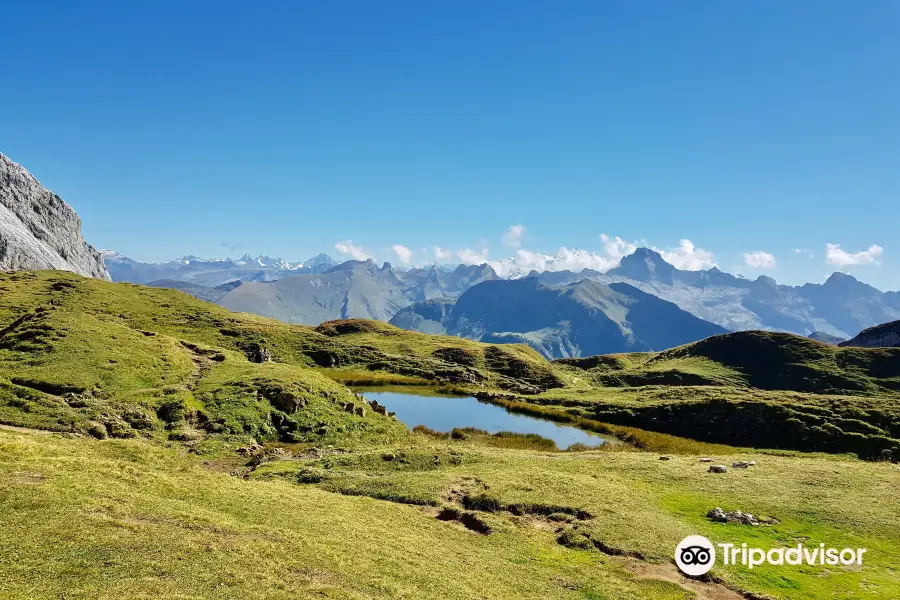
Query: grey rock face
[{"left": 0, "top": 152, "right": 109, "bottom": 279}]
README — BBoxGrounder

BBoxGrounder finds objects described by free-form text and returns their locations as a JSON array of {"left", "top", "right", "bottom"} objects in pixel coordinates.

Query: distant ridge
[
  {"left": 841, "top": 320, "right": 900, "bottom": 348},
  {"left": 391, "top": 277, "right": 727, "bottom": 358},
  {"left": 106, "top": 246, "right": 900, "bottom": 347}
]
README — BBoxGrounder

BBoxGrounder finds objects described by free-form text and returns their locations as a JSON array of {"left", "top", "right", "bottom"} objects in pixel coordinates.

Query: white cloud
[
  {"left": 433, "top": 246, "right": 453, "bottom": 262},
  {"left": 502, "top": 224, "right": 526, "bottom": 248},
  {"left": 445, "top": 233, "right": 715, "bottom": 277},
  {"left": 793, "top": 248, "right": 814, "bottom": 259},
  {"left": 825, "top": 243, "right": 883, "bottom": 267},
  {"left": 457, "top": 248, "right": 490, "bottom": 264},
  {"left": 743, "top": 250, "right": 777, "bottom": 269},
  {"left": 390, "top": 244, "right": 413, "bottom": 265},
  {"left": 488, "top": 247, "right": 620, "bottom": 278},
  {"left": 338, "top": 231, "right": 719, "bottom": 276},
  {"left": 334, "top": 240, "right": 373, "bottom": 261},
  {"left": 654, "top": 239, "right": 717, "bottom": 271},
  {"left": 600, "top": 234, "right": 637, "bottom": 260}
]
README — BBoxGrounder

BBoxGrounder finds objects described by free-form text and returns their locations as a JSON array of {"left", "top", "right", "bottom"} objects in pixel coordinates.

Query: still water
[{"left": 357, "top": 389, "right": 615, "bottom": 450}]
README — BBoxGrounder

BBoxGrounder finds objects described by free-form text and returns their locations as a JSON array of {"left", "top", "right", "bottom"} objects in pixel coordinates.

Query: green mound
[
  {"left": 541, "top": 331, "right": 900, "bottom": 458},
  {"left": 657, "top": 331, "right": 900, "bottom": 394},
  {"left": 555, "top": 330, "right": 900, "bottom": 394},
  {"left": 0, "top": 272, "right": 567, "bottom": 443}
]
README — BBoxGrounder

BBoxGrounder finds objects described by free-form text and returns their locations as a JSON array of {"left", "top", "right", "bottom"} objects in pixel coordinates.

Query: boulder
[
  {"left": 248, "top": 345, "right": 272, "bottom": 363},
  {"left": 237, "top": 441, "right": 263, "bottom": 455},
  {"left": 706, "top": 507, "right": 778, "bottom": 526},
  {"left": 708, "top": 465, "right": 728, "bottom": 474},
  {"left": 260, "top": 385, "right": 307, "bottom": 414}
]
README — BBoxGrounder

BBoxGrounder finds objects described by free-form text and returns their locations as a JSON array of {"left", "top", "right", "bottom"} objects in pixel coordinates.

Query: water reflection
[{"left": 357, "top": 388, "right": 615, "bottom": 450}]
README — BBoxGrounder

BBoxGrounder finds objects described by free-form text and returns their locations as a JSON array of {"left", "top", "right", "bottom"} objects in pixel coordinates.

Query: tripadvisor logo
[
  {"left": 675, "top": 536, "right": 716, "bottom": 576},
  {"left": 675, "top": 535, "right": 867, "bottom": 575}
]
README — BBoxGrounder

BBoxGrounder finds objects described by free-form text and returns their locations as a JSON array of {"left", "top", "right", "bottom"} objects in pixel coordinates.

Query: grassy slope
[
  {"left": 2, "top": 429, "right": 899, "bottom": 600},
  {"left": 0, "top": 271, "right": 565, "bottom": 444},
  {"left": 5, "top": 271, "right": 897, "bottom": 457},
  {"left": 1, "top": 272, "right": 900, "bottom": 598},
  {"left": 546, "top": 332, "right": 900, "bottom": 458}
]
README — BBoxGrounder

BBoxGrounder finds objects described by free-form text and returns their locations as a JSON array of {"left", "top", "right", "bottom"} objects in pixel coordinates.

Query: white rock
[{"left": 0, "top": 152, "right": 109, "bottom": 279}]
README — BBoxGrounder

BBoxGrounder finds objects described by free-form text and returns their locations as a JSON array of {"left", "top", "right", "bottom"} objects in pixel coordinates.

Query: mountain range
[
  {"left": 100, "top": 245, "right": 900, "bottom": 358},
  {"left": 134, "top": 258, "right": 500, "bottom": 324},
  {"left": 101, "top": 250, "right": 338, "bottom": 286},
  {"left": 390, "top": 277, "right": 728, "bottom": 358},
  {"left": 3, "top": 150, "right": 898, "bottom": 360},
  {"left": 594, "top": 248, "right": 900, "bottom": 339}
]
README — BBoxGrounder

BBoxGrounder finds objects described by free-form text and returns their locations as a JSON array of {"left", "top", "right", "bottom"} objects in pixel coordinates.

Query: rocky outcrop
[
  {"left": 841, "top": 320, "right": 900, "bottom": 348},
  {"left": 0, "top": 152, "right": 109, "bottom": 279}
]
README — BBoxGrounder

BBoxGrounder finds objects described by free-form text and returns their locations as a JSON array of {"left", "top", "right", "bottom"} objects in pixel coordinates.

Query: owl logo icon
[{"left": 675, "top": 535, "right": 716, "bottom": 576}]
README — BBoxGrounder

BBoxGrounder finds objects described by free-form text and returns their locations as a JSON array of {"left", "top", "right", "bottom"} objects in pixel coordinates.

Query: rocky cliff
[{"left": 0, "top": 152, "right": 109, "bottom": 279}]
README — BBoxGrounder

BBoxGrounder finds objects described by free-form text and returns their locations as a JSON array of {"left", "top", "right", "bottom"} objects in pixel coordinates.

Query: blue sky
[{"left": 2, "top": 1, "right": 898, "bottom": 288}]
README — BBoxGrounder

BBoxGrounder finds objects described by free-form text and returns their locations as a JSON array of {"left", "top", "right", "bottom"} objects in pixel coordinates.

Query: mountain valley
[{"left": 2, "top": 151, "right": 900, "bottom": 600}]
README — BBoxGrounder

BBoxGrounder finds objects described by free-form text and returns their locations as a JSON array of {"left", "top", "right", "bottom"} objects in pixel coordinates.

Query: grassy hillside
[
  {"left": 2, "top": 272, "right": 900, "bottom": 598},
  {"left": 3, "top": 271, "right": 899, "bottom": 456},
  {"left": 3, "top": 424, "right": 900, "bottom": 600},
  {"left": 841, "top": 318, "right": 900, "bottom": 348},
  {"left": 0, "top": 271, "right": 567, "bottom": 444},
  {"left": 556, "top": 331, "right": 900, "bottom": 394},
  {"left": 542, "top": 332, "right": 900, "bottom": 458}
]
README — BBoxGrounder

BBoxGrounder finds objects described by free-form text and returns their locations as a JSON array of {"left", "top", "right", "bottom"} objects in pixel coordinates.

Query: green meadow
[{"left": 1, "top": 271, "right": 898, "bottom": 599}]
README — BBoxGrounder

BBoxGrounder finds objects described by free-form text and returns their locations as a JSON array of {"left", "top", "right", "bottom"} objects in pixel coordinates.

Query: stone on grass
[{"left": 707, "top": 507, "right": 778, "bottom": 526}]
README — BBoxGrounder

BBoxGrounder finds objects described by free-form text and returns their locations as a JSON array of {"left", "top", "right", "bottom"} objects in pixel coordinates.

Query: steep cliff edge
[{"left": 0, "top": 152, "right": 109, "bottom": 279}]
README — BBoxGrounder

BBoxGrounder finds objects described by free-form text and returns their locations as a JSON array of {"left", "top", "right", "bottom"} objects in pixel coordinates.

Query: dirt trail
[
  {"left": 180, "top": 342, "right": 214, "bottom": 391},
  {"left": 0, "top": 423, "right": 56, "bottom": 435},
  {"left": 620, "top": 558, "right": 750, "bottom": 600}
]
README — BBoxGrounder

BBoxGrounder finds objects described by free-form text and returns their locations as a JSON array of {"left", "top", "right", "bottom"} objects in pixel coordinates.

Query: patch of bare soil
[
  {"left": 434, "top": 507, "right": 492, "bottom": 535},
  {"left": 0, "top": 424, "right": 55, "bottom": 435},
  {"left": 9, "top": 471, "right": 47, "bottom": 485},
  {"left": 435, "top": 477, "right": 596, "bottom": 538},
  {"left": 442, "top": 475, "right": 489, "bottom": 505},
  {"left": 180, "top": 341, "right": 216, "bottom": 391},
  {"left": 621, "top": 558, "right": 749, "bottom": 600}
]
